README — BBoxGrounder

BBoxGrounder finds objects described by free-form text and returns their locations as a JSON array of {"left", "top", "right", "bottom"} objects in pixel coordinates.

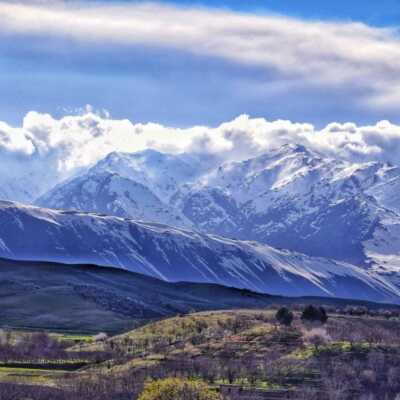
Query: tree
[
  {"left": 301, "top": 305, "right": 328, "bottom": 325},
  {"left": 275, "top": 307, "right": 294, "bottom": 327},
  {"left": 138, "top": 378, "right": 222, "bottom": 400}
]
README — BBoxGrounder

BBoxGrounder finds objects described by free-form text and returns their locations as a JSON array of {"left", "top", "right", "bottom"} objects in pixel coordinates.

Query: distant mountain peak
[
  {"left": 275, "top": 142, "right": 308, "bottom": 153},
  {"left": 36, "top": 170, "right": 191, "bottom": 228}
]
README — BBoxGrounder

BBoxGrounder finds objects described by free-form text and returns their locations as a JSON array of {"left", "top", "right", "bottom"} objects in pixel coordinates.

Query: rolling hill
[{"left": 0, "top": 257, "right": 398, "bottom": 332}]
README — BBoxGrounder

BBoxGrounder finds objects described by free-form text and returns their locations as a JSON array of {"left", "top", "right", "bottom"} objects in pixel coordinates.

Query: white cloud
[
  {"left": 1, "top": 1, "right": 400, "bottom": 111},
  {"left": 1, "top": 110, "right": 400, "bottom": 202},
  {"left": 1, "top": 3, "right": 400, "bottom": 201}
]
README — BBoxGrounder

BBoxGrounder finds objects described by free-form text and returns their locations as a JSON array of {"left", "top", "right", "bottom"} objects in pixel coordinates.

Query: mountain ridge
[{"left": 0, "top": 200, "right": 398, "bottom": 303}]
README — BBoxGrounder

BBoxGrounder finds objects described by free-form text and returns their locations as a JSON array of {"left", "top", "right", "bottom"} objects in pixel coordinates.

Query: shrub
[
  {"left": 137, "top": 378, "right": 222, "bottom": 400},
  {"left": 275, "top": 307, "right": 294, "bottom": 326},
  {"left": 303, "top": 327, "right": 331, "bottom": 351},
  {"left": 301, "top": 305, "right": 328, "bottom": 325}
]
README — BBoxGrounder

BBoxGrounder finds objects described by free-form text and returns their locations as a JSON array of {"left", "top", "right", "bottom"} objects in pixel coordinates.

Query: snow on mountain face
[
  {"left": 365, "top": 165, "right": 400, "bottom": 214},
  {"left": 36, "top": 171, "right": 191, "bottom": 228},
  {"left": 0, "top": 181, "right": 33, "bottom": 204},
  {"left": 89, "top": 149, "right": 204, "bottom": 201},
  {"left": 171, "top": 186, "right": 244, "bottom": 237},
  {"left": 0, "top": 171, "right": 58, "bottom": 204},
  {"left": 176, "top": 144, "right": 400, "bottom": 271},
  {"left": 0, "top": 200, "right": 398, "bottom": 303},
  {"left": 364, "top": 216, "right": 400, "bottom": 285},
  {"left": 200, "top": 144, "right": 328, "bottom": 203}
]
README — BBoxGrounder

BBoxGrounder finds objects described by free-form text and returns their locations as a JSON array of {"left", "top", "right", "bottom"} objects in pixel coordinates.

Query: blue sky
[
  {"left": 150, "top": 0, "right": 400, "bottom": 26},
  {"left": 1, "top": 0, "right": 400, "bottom": 127}
]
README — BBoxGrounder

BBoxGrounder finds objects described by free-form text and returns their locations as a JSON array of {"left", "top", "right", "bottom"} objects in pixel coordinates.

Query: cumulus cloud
[
  {"left": 1, "top": 110, "right": 400, "bottom": 202},
  {"left": 1, "top": 1, "right": 400, "bottom": 113}
]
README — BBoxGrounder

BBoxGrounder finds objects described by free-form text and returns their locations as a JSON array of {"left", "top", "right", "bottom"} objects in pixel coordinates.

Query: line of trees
[{"left": 275, "top": 305, "right": 328, "bottom": 327}]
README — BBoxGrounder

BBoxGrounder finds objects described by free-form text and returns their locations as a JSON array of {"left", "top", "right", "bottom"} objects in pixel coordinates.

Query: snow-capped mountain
[
  {"left": 88, "top": 149, "right": 206, "bottom": 201},
  {"left": 36, "top": 149, "right": 212, "bottom": 228},
  {"left": 173, "top": 144, "right": 400, "bottom": 280},
  {"left": 0, "top": 200, "right": 397, "bottom": 302},
  {"left": 37, "top": 171, "right": 191, "bottom": 228},
  {"left": 35, "top": 145, "right": 400, "bottom": 287}
]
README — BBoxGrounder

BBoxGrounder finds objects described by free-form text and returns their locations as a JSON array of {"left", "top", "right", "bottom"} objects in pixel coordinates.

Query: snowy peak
[
  {"left": 37, "top": 171, "right": 191, "bottom": 228},
  {"left": 90, "top": 149, "right": 201, "bottom": 200},
  {"left": 200, "top": 144, "right": 326, "bottom": 201}
]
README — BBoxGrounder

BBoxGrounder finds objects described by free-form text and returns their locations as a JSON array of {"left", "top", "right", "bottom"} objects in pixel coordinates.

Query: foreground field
[{"left": 1, "top": 306, "right": 400, "bottom": 399}]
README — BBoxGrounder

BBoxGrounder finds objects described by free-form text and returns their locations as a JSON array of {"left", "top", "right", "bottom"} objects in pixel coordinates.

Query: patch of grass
[
  {"left": 240, "top": 323, "right": 274, "bottom": 339},
  {"left": 0, "top": 366, "right": 69, "bottom": 386},
  {"left": 287, "top": 346, "right": 314, "bottom": 360},
  {"left": 214, "top": 378, "right": 281, "bottom": 389},
  {"left": 53, "top": 333, "right": 94, "bottom": 344}
]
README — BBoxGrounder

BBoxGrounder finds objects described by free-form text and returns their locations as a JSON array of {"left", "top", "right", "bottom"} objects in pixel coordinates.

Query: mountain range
[
  {"left": 36, "top": 145, "right": 400, "bottom": 283},
  {"left": 1, "top": 143, "right": 400, "bottom": 303}
]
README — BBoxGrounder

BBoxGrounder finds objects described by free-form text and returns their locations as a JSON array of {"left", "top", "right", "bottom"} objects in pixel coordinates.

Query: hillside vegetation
[{"left": 1, "top": 307, "right": 400, "bottom": 399}]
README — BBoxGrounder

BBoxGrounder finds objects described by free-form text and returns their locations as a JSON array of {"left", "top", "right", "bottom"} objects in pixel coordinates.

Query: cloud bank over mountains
[{"left": 1, "top": 110, "right": 400, "bottom": 202}]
